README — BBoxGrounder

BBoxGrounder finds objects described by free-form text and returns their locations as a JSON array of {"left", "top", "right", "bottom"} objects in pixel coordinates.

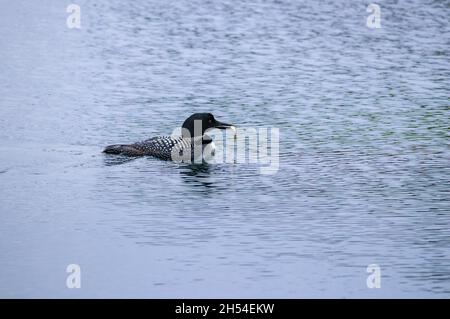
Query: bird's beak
[
  {"left": 214, "top": 120, "right": 234, "bottom": 130},
  {"left": 214, "top": 120, "right": 237, "bottom": 138}
]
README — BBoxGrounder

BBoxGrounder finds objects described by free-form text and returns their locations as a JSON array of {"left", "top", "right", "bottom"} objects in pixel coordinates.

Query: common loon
[{"left": 103, "top": 113, "right": 235, "bottom": 162}]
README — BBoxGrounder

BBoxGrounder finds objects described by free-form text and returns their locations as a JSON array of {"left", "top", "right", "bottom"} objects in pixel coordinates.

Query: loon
[{"left": 103, "top": 113, "right": 235, "bottom": 162}]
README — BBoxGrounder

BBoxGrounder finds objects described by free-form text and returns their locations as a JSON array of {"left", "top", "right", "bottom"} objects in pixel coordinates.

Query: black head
[{"left": 181, "top": 113, "right": 234, "bottom": 138}]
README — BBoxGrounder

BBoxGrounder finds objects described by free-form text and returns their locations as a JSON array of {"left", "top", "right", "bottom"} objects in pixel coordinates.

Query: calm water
[{"left": 0, "top": 0, "right": 449, "bottom": 298}]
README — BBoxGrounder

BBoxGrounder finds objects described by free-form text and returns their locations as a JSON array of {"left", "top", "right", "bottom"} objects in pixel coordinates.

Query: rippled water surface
[{"left": 0, "top": 0, "right": 449, "bottom": 297}]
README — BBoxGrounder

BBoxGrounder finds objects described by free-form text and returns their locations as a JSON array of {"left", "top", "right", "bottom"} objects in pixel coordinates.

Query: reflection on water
[
  {"left": 103, "top": 155, "right": 140, "bottom": 166},
  {"left": 178, "top": 163, "right": 217, "bottom": 188},
  {"left": 0, "top": 0, "right": 449, "bottom": 297}
]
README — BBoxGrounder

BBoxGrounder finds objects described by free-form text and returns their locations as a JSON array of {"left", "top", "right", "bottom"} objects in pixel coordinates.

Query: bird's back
[{"left": 103, "top": 135, "right": 197, "bottom": 160}]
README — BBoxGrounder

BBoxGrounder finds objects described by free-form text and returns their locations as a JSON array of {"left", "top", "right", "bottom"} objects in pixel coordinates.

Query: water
[{"left": 0, "top": 0, "right": 449, "bottom": 298}]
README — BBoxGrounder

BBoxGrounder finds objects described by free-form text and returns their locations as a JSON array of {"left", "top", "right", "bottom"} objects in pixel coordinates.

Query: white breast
[{"left": 201, "top": 141, "right": 215, "bottom": 162}]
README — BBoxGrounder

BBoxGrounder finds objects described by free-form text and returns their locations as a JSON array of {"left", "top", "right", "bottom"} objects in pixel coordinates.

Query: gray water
[{"left": 0, "top": 0, "right": 449, "bottom": 298}]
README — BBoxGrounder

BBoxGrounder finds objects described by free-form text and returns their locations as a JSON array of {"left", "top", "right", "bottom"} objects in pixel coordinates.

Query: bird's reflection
[
  {"left": 179, "top": 162, "right": 211, "bottom": 176},
  {"left": 103, "top": 154, "right": 138, "bottom": 166},
  {"left": 102, "top": 154, "right": 229, "bottom": 191},
  {"left": 177, "top": 162, "right": 220, "bottom": 189}
]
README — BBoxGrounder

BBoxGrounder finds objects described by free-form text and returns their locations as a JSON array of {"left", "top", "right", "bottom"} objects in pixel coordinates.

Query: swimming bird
[{"left": 103, "top": 113, "right": 235, "bottom": 162}]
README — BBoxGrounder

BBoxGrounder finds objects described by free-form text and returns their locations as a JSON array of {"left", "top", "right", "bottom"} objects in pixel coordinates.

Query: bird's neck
[{"left": 202, "top": 134, "right": 212, "bottom": 145}]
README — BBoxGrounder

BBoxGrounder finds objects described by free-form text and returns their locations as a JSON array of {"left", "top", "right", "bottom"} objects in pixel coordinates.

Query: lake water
[{"left": 0, "top": 0, "right": 449, "bottom": 298}]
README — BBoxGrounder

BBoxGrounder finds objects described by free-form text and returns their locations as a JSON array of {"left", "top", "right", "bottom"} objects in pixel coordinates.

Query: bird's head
[{"left": 181, "top": 113, "right": 235, "bottom": 138}]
